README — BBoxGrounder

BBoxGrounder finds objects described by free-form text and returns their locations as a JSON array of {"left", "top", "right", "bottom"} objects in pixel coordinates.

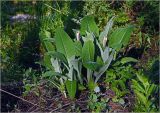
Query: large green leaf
[
  {"left": 99, "top": 16, "right": 115, "bottom": 44},
  {"left": 65, "top": 80, "right": 77, "bottom": 99},
  {"left": 82, "top": 40, "right": 95, "bottom": 69},
  {"left": 96, "top": 56, "right": 104, "bottom": 66},
  {"left": 55, "top": 28, "right": 75, "bottom": 59},
  {"left": 50, "top": 59, "right": 61, "bottom": 73},
  {"left": 80, "top": 16, "right": 99, "bottom": 36},
  {"left": 71, "top": 59, "right": 83, "bottom": 83},
  {"left": 109, "top": 25, "right": 134, "bottom": 51},
  {"left": 84, "top": 61, "right": 101, "bottom": 71},
  {"left": 74, "top": 41, "right": 82, "bottom": 57},
  {"left": 94, "top": 49, "right": 115, "bottom": 83},
  {"left": 46, "top": 51, "right": 67, "bottom": 64},
  {"left": 102, "top": 47, "right": 110, "bottom": 63}
]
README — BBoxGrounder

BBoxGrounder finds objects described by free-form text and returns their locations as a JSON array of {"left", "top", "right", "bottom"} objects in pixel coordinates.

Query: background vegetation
[{"left": 1, "top": 1, "right": 159, "bottom": 112}]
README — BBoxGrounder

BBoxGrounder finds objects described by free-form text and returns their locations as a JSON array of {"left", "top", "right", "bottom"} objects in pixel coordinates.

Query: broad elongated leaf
[
  {"left": 39, "top": 30, "right": 55, "bottom": 52},
  {"left": 109, "top": 25, "right": 134, "bottom": 51},
  {"left": 94, "top": 49, "right": 115, "bottom": 83},
  {"left": 70, "top": 58, "right": 83, "bottom": 84},
  {"left": 96, "top": 56, "right": 104, "bottom": 66},
  {"left": 80, "top": 16, "right": 99, "bottom": 36},
  {"left": 82, "top": 40, "right": 95, "bottom": 69},
  {"left": 50, "top": 58, "right": 61, "bottom": 73},
  {"left": 65, "top": 80, "right": 77, "bottom": 99},
  {"left": 74, "top": 41, "right": 82, "bottom": 57},
  {"left": 99, "top": 16, "right": 115, "bottom": 44},
  {"left": 136, "top": 72, "right": 149, "bottom": 88},
  {"left": 46, "top": 51, "right": 67, "bottom": 64},
  {"left": 68, "top": 68, "right": 73, "bottom": 80},
  {"left": 95, "top": 39, "right": 103, "bottom": 57},
  {"left": 84, "top": 61, "right": 101, "bottom": 70},
  {"left": 55, "top": 28, "right": 75, "bottom": 59},
  {"left": 102, "top": 47, "right": 110, "bottom": 63},
  {"left": 120, "top": 57, "right": 138, "bottom": 64}
]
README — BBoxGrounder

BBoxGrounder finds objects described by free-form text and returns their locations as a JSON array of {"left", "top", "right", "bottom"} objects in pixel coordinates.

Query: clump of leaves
[
  {"left": 105, "top": 57, "right": 137, "bottom": 103},
  {"left": 39, "top": 15, "right": 134, "bottom": 99},
  {"left": 23, "top": 68, "right": 41, "bottom": 97},
  {"left": 131, "top": 70, "right": 159, "bottom": 112},
  {"left": 88, "top": 92, "right": 107, "bottom": 112}
]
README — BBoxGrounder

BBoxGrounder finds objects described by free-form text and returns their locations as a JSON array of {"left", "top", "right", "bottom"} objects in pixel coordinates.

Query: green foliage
[
  {"left": 80, "top": 15, "right": 99, "bottom": 36},
  {"left": 108, "top": 25, "right": 134, "bottom": 51},
  {"left": 131, "top": 70, "right": 159, "bottom": 112},
  {"left": 2, "top": 1, "right": 159, "bottom": 112},
  {"left": 88, "top": 80, "right": 97, "bottom": 92},
  {"left": 106, "top": 63, "right": 135, "bottom": 99},
  {"left": 55, "top": 28, "right": 75, "bottom": 59},
  {"left": 83, "top": 1, "right": 111, "bottom": 30},
  {"left": 39, "top": 30, "right": 55, "bottom": 52},
  {"left": 74, "top": 41, "right": 82, "bottom": 57},
  {"left": 120, "top": 57, "right": 138, "bottom": 64},
  {"left": 115, "top": 12, "right": 130, "bottom": 25},
  {"left": 83, "top": 1, "right": 130, "bottom": 30},
  {"left": 88, "top": 93, "right": 107, "bottom": 112},
  {"left": 82, "top": 40, "right": 95, "bottom": 69},
  {"left": 40, "top": 15, "right": 134, "bottom": 96},
  {"left": 1, "top": 16, "right": 38, "bottom": 83},
  {"left": 23, "top": 68, "right": 41, "bottom": 97},
  {"left": 125, "top": 1, "right": 159, "bottom": 34},
  {"left": 145, "top": 57, "right": 159, "bottom": 84},
  {"left": 38, "top": 1, "right": 70, "bottom": 32},
  {"left": 65, "top": 80, "right": 77, "bottom": 99},
  {"left": 40, "top": 28, "right": 81, "bottom": 98},
  {"left": 99, "top": 16, "right": 115, "bottom": 45}
]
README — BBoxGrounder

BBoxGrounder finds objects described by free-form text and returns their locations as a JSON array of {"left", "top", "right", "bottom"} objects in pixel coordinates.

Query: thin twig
[
  {"left": 27, "top": 105, "right": 36, "bottom": 112},
  {"left": 0, "top": 88, "right": 39, "bottom": 106},
  {"left": 0, "top": 88, "right": 50, "bottom": 111},
  {"left": 49, "top": 102, "right": 71, "bottom": 113}
]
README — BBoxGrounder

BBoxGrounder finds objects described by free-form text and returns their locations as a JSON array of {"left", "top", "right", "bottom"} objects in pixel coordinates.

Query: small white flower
[
  {"left": 76, "top": 31, "right": 80, "bottom": 41},
  {"left": 103, "top": 36, "right": 108, "bottom": 47},
  {"left": 94, "top": 86, "right": 100, "bottom": 93}
]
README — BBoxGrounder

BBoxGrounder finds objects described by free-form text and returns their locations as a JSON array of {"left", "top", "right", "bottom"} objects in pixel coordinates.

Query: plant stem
[{"left": 87, "top": 69, "right": 92, "bottom": 83}]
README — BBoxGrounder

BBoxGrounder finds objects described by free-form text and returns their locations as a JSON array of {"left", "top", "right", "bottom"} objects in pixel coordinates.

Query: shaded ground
[
  {"left": 6, "top": 82, "right": 134, "bottom": 112},
  {"left": 1, "top": 82, "right": 24, "bottom": 112}
]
